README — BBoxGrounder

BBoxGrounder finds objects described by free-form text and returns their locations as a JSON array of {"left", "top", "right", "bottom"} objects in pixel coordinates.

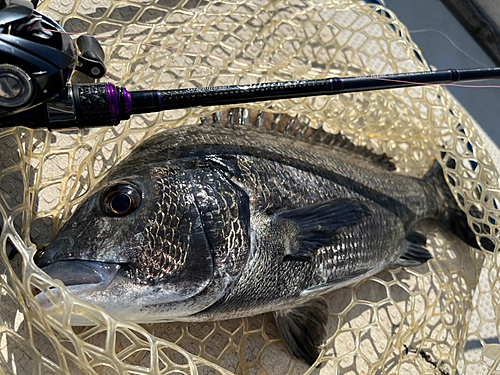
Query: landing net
[{"left": 1, "top": 0, "right": 499, "bottom": 374}]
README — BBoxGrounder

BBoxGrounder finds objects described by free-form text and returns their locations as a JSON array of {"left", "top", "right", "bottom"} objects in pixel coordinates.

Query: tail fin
[{"left": 425, "top": 161, "right": 493, "bottom": 251}]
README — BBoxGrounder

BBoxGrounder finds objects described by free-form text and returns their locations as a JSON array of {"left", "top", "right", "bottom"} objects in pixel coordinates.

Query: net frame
[{"left": 0, "top": 0, "right": 499, "bottom": 374}]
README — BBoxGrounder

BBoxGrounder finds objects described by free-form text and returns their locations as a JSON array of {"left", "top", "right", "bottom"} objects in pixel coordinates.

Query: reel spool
[{"left": 0, "top": 63, "right": 33, "bottom": 108}]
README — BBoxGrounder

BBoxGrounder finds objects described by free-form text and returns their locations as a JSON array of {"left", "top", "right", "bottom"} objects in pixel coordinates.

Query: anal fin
[
  {"left": 273, "top": 297, "right": 329, "bottom": 366},
  {"left": 394, "top": 231, "right": 432, "bottom": 267}
]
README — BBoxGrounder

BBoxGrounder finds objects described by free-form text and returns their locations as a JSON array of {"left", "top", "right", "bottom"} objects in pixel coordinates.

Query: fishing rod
[{"left": 1, "top": 0, "right": 500, "bottom": 130}]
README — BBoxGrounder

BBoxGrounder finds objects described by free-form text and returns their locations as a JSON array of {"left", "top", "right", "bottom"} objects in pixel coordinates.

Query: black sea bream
[{"left": 36, "top": 109, "right": 480, "bottom": 365}]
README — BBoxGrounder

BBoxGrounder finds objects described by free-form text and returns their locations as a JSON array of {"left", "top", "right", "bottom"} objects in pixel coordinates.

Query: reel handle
[{"left": 76, "top": 35, "right": 106, "bottom": 79}]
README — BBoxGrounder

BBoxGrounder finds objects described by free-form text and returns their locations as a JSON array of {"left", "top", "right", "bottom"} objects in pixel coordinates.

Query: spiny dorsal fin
[{"left": 200, "top": 108, "right": 396, "bottom": 171}]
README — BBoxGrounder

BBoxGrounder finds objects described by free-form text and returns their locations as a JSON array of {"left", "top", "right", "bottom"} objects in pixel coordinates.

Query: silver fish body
[{"left": 36, "top": 110, "right": 478, "bottom": 365}]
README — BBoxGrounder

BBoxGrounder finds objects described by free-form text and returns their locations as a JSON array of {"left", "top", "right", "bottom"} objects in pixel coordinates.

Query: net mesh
[{"left": 1, "top": 0, "right": 499, "bottom": 374}]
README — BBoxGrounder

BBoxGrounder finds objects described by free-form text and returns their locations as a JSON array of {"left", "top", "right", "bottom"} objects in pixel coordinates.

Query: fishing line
[
  {"left": 409, "top": 29, "right": 488, "bottom": 67},
  {"left": 47, "top": 29, "right": 500, "bottom": 91},
  {"left": 46, "top": 29, "right": 328, "bottom": 76},
  {"left": 365, "top": 77, "right": 500, "bottom": 89}
]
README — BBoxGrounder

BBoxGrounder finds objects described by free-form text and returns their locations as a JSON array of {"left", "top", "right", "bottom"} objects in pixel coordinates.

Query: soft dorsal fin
[{"left": 200, "top": 108, "right": 396, "bottom": 171}]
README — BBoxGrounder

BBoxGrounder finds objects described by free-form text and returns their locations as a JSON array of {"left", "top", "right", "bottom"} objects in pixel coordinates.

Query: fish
[{"left": 35, "top": 108, "right": 481, "bottom": 366}]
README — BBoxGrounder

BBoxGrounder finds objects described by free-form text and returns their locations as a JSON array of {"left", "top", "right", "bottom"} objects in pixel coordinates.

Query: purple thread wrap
[
  {"left": 329, "top": 78, "right": 343, "bottom": 93},
  {"left": 106, "top": 83, "right": 120, "bottom": 125},
  {"left": 449, "top": 69, "right": 460, "bottom": 82},
  {"left": 157, "top": 91, "right": 162, "bottom": 109},
  {"left": 122, "top": 87, "right": 132, "bottom": 117}
]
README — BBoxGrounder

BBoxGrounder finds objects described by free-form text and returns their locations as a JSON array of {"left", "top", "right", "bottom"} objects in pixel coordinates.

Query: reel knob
[{"left": 0, "top": 64, "right": 33, "bottom": 108}]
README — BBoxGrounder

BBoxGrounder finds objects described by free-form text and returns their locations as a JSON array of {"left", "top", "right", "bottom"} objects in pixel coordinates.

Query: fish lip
[{"left": 39, "top": 260, "right": 122, "bottom": 289}]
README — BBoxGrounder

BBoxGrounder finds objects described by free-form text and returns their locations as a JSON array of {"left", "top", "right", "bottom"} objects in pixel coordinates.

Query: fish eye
[{"left": 101, "top": 184, "right": 142, "bottom": 216}]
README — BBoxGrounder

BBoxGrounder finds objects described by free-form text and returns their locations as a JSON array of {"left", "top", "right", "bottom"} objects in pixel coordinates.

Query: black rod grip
[
  {"left": 72, "top": 83, "right": 131, "bottom": 126},
  {"left": 72, "top": 84, "right": 114, "bottom": 126}
]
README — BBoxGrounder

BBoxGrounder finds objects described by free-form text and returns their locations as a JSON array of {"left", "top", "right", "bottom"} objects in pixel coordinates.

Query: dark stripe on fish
[{"left": 174, "top": 144, "right": 415, "bottom": 221}]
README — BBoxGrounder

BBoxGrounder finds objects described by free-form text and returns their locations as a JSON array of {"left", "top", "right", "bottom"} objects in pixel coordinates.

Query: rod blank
[{"left": 129, "top": 67, "right": 500, "bottom": 114}]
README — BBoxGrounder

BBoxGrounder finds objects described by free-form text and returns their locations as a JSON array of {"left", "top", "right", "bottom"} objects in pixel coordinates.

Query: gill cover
[{"left": 148, "top": 188, "right": 216, "bottom": 303}]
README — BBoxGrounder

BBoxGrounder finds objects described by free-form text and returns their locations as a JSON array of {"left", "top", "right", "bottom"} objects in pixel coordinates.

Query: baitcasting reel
[
  {"left": 0, "top": 0, "right": 105, "bottom": 119},
  {"left": 0, "top": 0, "right": 500, "bottom": 130}
]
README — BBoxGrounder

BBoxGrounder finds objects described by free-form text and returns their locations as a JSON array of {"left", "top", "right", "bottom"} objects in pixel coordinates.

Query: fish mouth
[{"left": 39, "top": 260, "right": 122, "bottom": 294}]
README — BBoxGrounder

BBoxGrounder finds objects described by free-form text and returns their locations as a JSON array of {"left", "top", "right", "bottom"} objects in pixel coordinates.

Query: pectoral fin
[
  {"left": 276, "top": 198, "right": 371, "bottom": 260},
  {"left": 273, "top": 297, "right": 329, "bottom": 366}
]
